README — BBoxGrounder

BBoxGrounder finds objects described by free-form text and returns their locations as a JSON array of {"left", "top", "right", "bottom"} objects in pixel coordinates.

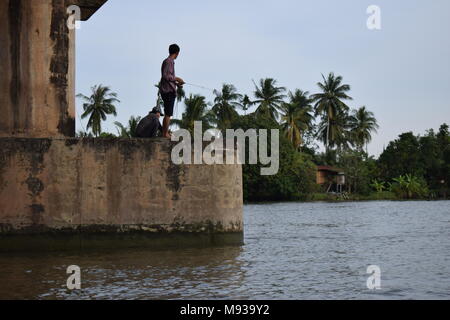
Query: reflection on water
[
  {"left": 0, "top": 246, "right": 245, "bottom": 300},
  {"left": 0, "top": 201, "right": 449, "bottom": 300}
]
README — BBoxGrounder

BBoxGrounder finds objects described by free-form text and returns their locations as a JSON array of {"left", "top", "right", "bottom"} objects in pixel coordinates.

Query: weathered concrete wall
[
  {"left": 0, "top": 138, "right": 243, "bottom": 240},
  {"left": 0, "top": 1, "right": 244, "bottom": 252},
  {"left": 0, "top": 0, "right": 107, "bottom": 138},
  {"left": 0, "top": 0, "right": 74, "bottom": 137}
]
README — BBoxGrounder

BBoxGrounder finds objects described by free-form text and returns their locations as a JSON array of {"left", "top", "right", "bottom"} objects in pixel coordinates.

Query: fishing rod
[{"left": 160, "top": 82, "right": 214, "bottom": 119}]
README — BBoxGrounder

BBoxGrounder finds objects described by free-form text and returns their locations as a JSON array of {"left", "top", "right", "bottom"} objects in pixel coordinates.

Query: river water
[{"left": 0, "top": 201, "right": 449, "bottom": 300}]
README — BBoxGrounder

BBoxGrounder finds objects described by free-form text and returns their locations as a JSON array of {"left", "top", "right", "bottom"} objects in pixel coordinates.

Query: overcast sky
[{"left": 76, "top": 0, "right": 450, "bottom": 156}]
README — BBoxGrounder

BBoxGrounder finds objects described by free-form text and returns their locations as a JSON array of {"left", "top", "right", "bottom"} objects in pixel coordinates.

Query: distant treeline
[{"left": 76, "top": 73, "right": 449, "bottom": 202}]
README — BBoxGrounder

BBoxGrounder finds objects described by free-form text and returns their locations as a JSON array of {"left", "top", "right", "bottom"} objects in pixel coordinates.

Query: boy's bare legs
[{"left": 163, "top": 116, "right": 172, "bottom": 138}]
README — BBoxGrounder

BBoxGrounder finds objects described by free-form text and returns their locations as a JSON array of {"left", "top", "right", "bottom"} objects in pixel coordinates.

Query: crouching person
[{"left": 135, "top": 106, "right": 164, "bottom": 138}]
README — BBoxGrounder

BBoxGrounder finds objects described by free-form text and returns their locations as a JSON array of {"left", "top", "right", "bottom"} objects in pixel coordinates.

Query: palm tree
[
  {"left": 77, "top": 85, "right": 120, "bottom": 137},
  {"left": 280, "top": 90, "right": 314, "bottom": 149},
  {"left": 239, "top": 95, "right": 253, "bottom": 115},
  {"left": 114, "top": 122, "right": 129, "bottom": 138},
  {"left": 252, "top": 78, "right": 286, "bottom": 121},
  {"left": 349, "top": 106, "right": 379, "bottom": 153},
  {"left": 171, "top": 94, "right": 211, "bottom": 134},
  {"left": 114, "top": 116, "right": 142, "bottom": 138},
  {"left": 311, "top": 73, "right": 352, "bottom": 149},
  {"left": 316, "top": 109, "right": 353, "bottom": 151},
  {"left": 211, "top": 84, "right": 242, "bottom": 132},
  {"left": 128, "top": 116, "right": 141, "bottom": 137}
]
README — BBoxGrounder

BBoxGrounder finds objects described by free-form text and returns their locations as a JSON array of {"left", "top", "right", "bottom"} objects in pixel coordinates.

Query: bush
[{"left": 389, "top": 174, "right": 429, "bottom": 199}]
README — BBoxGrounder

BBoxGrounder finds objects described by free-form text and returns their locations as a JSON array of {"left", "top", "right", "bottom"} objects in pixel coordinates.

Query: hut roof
[{"left": 317, "top": 165, "right": 345, "bottom": 174}]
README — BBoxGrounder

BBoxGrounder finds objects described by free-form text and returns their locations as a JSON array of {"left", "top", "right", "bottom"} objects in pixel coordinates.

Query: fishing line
[
  {"left": 174, "top": 83, "right": 214, "bottom": 120},
  {"left": 184, "top": 82, "right": 215, "bottom": 92},
  {"left": 163, "top": 83, "right": 214, "bottom": 120}
]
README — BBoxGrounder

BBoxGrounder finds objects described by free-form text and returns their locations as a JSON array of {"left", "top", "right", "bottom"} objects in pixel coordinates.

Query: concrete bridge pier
[
  {"left": 0, "top": 0, "right": 108, "bottom": 138},
  {"left": 0, "top": 0, "right": 244, "bottom": 251}
]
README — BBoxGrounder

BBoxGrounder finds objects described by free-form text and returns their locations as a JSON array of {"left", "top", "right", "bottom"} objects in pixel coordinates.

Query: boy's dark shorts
[{"left": 160, "top": 92, "right": 176, "bottom": 117}]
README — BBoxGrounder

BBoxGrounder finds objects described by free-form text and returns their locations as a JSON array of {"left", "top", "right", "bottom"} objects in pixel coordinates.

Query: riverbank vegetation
[{"left": 77, "top": 74, "right": 449, "bottom": 202}]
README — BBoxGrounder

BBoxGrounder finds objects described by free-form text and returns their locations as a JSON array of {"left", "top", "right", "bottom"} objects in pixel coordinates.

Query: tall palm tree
[
  {"left": 114, "top": 116, "right": 142, "bottom": 138},
  {"left": 171, "top": 94, "right": 211, "bottom": 134},
  {"left": 211, "top": 84, "right": 242, "bottom": 132},
  {"left": 311, "top": 73, "right": 352, "bottom": 149},
  {"left": 239, "top": 95, "right": 253, "bottom": 115},
  {"left": 349, "top": 106, "right": 379, "bottom": 152},
  {"left": 253, "top": 78, "right": 286, "bottom": 121},
  {"left": 77, "top": 85, "right": 120, "bottom": 137},
  {"left": 280, "top": 90, "right": 314, "bottom": 149},
  {"left": 316, "top": 110, "right": 353, "bottom": 151}
]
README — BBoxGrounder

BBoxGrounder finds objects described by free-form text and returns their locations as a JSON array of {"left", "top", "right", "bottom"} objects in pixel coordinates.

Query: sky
[{"left": 75, "top": 0, "right": 450, "bottom": 156}]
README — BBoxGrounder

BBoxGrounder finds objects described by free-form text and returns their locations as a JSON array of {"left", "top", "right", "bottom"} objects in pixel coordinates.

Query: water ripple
[{"left": 0, "top": 201, "right": 449, "bottom": 299}]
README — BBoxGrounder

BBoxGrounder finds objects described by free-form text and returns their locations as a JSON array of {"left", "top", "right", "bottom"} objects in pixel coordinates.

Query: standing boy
[{"left": 159, "top": 44, "right": 185, "bottom": 138}]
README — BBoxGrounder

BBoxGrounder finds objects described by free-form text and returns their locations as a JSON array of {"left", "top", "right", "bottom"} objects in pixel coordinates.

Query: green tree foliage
[
  {"left": 280, "top": 90, "right": 314, "bottom": 150},
  {"left": 312, "top": 73, "right": 353, "bottom": 150},
  {"left": 437, "top": 124, "right": 450, "bottom": 190},
  {"left": 114, "top": 116, "right": 142, "bottom": 138},
  {"left": 239, "top": 95, "right": 253, "bottom": 115},
  {"left": 231, "top": 115, "right": 317, "bottom": 202},
  {"left": 176, "top": 86, "right": 186, "bottom": 102},
  {"left": 78, "top": 77, "right": 447, "bottom": 200},
  {"left": 171, "top": 94, "right": 212, "bottom": 134},
  {"left": 378, "top": 132, "right": 423, "bottom": 179},
  {"left": 77, "top": 85, "right": 120, "bottom": 137},
  {"left": 252, "top": 78, "right": 286, "bottom": 121},
  {"left": 370, "top": 179, "right": 386, "bottom": 193},
  {"left": 316, "top": 109, "right": 353, "bottom": 154},
  {"left": 349, "top": 106, "right": 379, "bottom": 152},
  {"left": 418, "top": 124, "right": 450, "bottom": 191},
  {"left": 377, "top": 124, "right": 449, "bottom": 197},
  {"left": 337, "top": 150, "right": 375, "bottom": 195},
  {"left": 390, "top": 174, "right": 429, "bottom": 199},
  {"left": 98, "top": 132, "right": 117, "bottom": 138},
  {"left": 211, "top": 84, "right": 242, "bottom": 133}
]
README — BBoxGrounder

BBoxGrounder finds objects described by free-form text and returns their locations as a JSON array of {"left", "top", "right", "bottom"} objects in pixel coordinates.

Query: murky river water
[{"left": 0, "top": 201, "right": 449, "bottom": 300}]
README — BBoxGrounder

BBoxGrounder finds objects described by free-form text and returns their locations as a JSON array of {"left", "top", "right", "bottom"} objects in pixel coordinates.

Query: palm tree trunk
[{"left": 326, "top": 116, "right": 330, "bottom": 150}]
